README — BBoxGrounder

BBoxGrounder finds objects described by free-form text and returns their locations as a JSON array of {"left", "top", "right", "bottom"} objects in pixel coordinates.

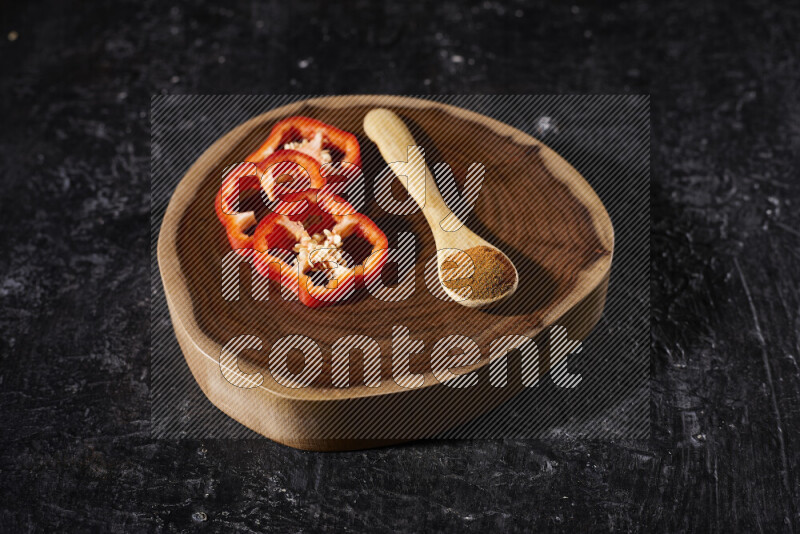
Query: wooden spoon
[{"left": 363, "top": 108, "right": 519, "bottom": 308}]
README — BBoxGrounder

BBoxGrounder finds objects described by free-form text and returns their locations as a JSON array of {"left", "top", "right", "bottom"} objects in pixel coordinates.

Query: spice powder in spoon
[{"left": 443, "top": 245, "right": 516, "bottom": 301}]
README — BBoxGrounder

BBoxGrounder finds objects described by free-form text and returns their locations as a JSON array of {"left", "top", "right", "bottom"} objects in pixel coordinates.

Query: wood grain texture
[{"left": 158, "top": 96, "right": 613, "bottom": 450}]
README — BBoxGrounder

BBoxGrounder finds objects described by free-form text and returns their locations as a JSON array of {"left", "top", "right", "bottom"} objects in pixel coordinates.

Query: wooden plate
[{"left": 157, "top": 96, "right": 614, "bottom": 451}]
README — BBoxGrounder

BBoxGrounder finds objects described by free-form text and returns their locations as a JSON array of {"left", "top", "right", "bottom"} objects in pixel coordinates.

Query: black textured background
[{"left": 1, "top": 0, "right": 799, "bottom": 532}]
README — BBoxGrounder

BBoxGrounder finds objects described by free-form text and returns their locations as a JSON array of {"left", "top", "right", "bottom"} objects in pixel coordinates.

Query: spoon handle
[{"left": 363, "top": 109, "right": 454, "bottom": 228}]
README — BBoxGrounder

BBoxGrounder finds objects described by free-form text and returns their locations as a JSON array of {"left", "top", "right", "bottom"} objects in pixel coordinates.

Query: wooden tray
[{"left": 157, "top": 96, "right": 614, "bottom": 451}]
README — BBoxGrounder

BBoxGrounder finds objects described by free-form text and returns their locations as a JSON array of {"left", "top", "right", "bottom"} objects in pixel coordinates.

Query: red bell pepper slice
[
  {"left": 214, "top": 151, "right": 328, "bottom": 249},
  {"left": 251, "top": 189, "right": 388, "bottom": 308},
  {"left": 214, "top": 162, "right": 263, "bottom": 250},
  {"left": 247, "top": 116, "right": 362, "bottom": 198},
  {"left": 257, "top": 149, "right": 328, "bottom": 202},
  {"left": 247, "top": 116, "right": 362, "bottom": 170}
]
